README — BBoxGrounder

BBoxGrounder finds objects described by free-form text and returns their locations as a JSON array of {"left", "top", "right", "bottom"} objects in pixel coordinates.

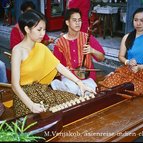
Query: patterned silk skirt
[
  {"left": 13, "top": 82, "right": 77, "bottom": 117},
  {"left": 98, "top": 65, "right": 143, "bottom": 95}
]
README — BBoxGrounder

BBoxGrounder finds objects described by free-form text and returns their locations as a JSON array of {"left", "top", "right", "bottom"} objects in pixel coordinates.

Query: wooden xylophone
[{"left": 1, "top": 82, "right": 135, "bottom": 141}]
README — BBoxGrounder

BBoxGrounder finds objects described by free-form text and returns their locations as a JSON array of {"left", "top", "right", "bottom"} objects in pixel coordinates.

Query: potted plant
[{"left": 0, "top": 116, "right": 45, "bottom": 142}]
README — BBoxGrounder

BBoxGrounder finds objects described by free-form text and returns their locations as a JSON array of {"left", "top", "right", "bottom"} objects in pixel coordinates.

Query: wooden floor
[{"left": 52, "top": 96, "right": 143, "bottom": 142}]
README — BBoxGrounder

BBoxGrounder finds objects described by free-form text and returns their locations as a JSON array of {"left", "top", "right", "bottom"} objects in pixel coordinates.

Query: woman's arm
[
  {"left": 11, "top": 47, "right": 46, "bottom": 113},
  {"left": 118, "top": 34, "right": 129, "bottom": 65},
  {"left": 118, "top": 34, "right": 139, "bottom": 70},
  {"left": 56, "top": 63, "right": 96, "bottom": 95}
]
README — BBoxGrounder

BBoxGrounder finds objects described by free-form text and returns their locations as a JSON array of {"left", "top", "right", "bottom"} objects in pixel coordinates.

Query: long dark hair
[
  {"left": 125, "top": 8, "right": 143, "bottom": 49},
  {"left": 18, "top": 10, "right": 46, "bottom": 35},
  {"left": 62, "top": 8, "right": 82, "bottom": 33}
]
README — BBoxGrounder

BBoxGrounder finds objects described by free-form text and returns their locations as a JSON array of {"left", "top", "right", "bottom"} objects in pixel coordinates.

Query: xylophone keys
[
  {"left": 58, "top": 104, "right": 65, "bottom": 110},
  {"left": 55, "top": 105, "right": 62, "bottom": 111},
  {"left": 70, "top": 100, "right": 76, "bottom": 105},
  {"left": 65, "top": 101, "right": 72, "bottom": 107},
  {"left": 74, "top": 98, "right": 81, "bottom": 104},
  {"left": 49, "top": 106, "right": 58, "bottom": 113},
  {"left": 49, "top": 93, "right": 96, "bottom": 113},
  {"left": 84, "top": 95, "right": 90, "bottom": 100},
  {"left": 89, "top": 93, "right": 95, "bottom": 98},
  {"left": 79, "top": 96, "right": 86, "bottom": 102},
  {"left": 62, "top": 103, "right": 68, "bottom": 108}
]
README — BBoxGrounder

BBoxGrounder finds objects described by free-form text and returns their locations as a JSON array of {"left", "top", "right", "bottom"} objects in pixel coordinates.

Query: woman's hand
[
  {"left": 129, "top": 59, "right": 137, "bottom": 67},
  {"left": 76, "top": 80, "right": 96, "bottom": 96},
  {"left": 130, "top": 65, "right": 140, "bottom": 73},
  {"left": 30, "top": 102, "right": 46, "bottom": 113},
  {"left": 128, "top": 59, "right": 139, "bottom": 73}
]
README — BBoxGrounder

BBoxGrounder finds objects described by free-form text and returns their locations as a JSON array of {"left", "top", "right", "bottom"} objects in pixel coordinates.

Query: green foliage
[{"left": 0, "top": 116, "right": 45, "bottom": 142}]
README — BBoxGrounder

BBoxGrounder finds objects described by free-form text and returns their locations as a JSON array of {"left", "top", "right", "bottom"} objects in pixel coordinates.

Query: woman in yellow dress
[{"left": 11, "top": 10, "right": 95, "bottom": 117}]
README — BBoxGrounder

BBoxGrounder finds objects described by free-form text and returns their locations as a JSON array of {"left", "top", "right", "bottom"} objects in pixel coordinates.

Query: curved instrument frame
[{"left": 0, "top": 82, "right": 136, "bottom": 141}]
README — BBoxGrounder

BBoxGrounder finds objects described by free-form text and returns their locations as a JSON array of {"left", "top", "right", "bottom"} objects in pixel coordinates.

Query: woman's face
[
  {"left": 133, "top": 12, "right": 143, "bottom": 32},
  {"left": 28, "top": 20, "right": 46, "bottom": 42},
  {"left": 66, "top": 13, "right": 82, "bottom": 32}
]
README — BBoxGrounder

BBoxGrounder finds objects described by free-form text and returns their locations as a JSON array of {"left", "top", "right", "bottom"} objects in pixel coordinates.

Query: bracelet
[{"left": 124, "top": 60, "right": 129, "bottom": 65}]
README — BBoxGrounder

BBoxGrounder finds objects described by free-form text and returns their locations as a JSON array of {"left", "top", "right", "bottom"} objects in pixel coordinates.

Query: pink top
[
  {"left": 10, "top": 23, "right": 50, "bottom": 49},
  {"left": 67, "top": 0, "right": 90, "bottom": 33},
  {"left": 54, "top": 34, "right": 105, "bottom": 80}
]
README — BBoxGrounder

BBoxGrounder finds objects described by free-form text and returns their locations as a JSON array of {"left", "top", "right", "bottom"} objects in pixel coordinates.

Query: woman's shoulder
[
  {"left": 36, "top": 42, "right": 52, "bottom": 53},
  {"left": 12, "top": 44, "right": 23, "bottom": 56},
  {"left": 12, "top": 43, "right": 22, "bottom": 51},
  {"left": 36, "top": 42, "right": 47, "bottom": 49},
  {"left": 123, "top": 33, "right": 129, "bottom": 38},
  {"left": 121, "top": 33, "right": 129, "bottom": 42}
]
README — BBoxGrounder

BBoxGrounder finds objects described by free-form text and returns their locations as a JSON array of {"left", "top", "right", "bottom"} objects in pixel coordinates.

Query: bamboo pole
[{"left": 70, "top": 68, "right": 101, "bottom": 72}]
